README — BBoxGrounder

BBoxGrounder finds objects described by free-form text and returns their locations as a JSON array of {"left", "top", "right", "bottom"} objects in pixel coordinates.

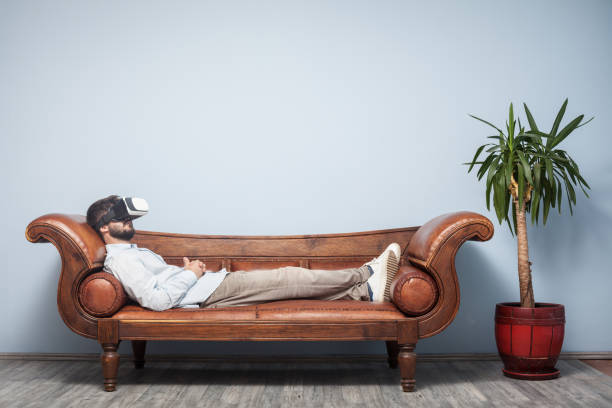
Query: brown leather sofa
[{"left": 25, "top": 211, "right": 493, "bottom": 392}]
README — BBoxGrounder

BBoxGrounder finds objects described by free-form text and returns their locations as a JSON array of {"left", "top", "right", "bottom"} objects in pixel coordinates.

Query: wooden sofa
[{"left": 25, "top": 211, "right": 493, "bottom": 392}]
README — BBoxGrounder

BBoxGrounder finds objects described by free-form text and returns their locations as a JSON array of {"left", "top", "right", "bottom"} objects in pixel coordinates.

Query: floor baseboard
[{"left": 1, "top": 352, "right": 610, "bottom": 362}]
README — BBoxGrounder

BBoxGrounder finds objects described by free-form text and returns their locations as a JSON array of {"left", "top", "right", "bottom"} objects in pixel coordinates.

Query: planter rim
[{"left": 496, "top": 302, "right": 564, "bottom": 309}]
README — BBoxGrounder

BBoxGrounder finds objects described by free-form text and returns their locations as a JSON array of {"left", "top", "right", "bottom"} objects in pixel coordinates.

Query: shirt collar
[{"left": 105, "top": 243, "right": 138, "bottom": 253}]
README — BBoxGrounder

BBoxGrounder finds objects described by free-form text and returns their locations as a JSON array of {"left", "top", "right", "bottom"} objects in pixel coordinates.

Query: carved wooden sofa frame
[{"left": 26, "top": 211, "right": 493, "bottom": 392}]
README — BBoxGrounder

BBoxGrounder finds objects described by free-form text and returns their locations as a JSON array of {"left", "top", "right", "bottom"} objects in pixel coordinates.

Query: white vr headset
[{"left": 96, "top": 197, "right": 149, "bottom": 230}]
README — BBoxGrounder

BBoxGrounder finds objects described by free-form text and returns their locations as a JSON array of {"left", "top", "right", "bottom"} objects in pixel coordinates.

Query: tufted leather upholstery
[
  {"left": 78, "top": 272, "right": 128, "bottom": 317},
  {"left": 389, "top": 265, "right": 438, "bottom": 316}
]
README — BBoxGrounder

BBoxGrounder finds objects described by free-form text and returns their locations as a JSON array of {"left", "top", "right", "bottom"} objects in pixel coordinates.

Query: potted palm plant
[{"left": 466, "top": 99, "right": 593, "bottom": 379}]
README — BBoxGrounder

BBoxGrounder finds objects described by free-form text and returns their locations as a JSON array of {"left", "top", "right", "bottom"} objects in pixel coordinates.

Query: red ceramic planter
[{"left": 494, "top": 302, "right": 565, "bottom": 380}]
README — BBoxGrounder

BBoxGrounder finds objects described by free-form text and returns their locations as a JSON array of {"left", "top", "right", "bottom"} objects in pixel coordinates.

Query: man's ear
[
  {"left": 98, "top": 225, "right": 111, "bottom": 244},
  {"left": 99, "top": 224, "right": 109, "bottom": 240}
]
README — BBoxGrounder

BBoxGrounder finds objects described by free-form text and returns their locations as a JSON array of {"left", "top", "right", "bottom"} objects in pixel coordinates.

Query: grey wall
[{"left": 1, "top": 0, "right": 611, "bottom": 356}]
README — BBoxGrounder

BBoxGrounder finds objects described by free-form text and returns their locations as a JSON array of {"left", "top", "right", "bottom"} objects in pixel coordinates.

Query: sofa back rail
[{"left": 131, "top": 227, "right": 417, "bottom": 259}]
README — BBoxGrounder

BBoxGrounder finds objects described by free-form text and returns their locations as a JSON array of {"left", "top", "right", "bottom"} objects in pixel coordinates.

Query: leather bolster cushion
[
  {"left": 389, "top": 265, "right": 438, "bottom": 316},
  {"left": 78, "top": 272, "right": 128, "bottom": 317}
]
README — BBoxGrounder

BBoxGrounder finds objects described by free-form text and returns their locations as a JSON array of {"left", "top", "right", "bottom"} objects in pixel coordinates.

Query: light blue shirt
[{"left": 103, "top": 243, "right": 229, "bottom": 311}]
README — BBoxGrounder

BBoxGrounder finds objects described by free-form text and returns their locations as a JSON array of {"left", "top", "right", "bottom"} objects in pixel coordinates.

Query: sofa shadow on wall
[
  {"left": 29, "top": 257, "right": 100, "bottom": 352},
  {"left": 416, "top": 241, "right": 508, "bottom": 354}
]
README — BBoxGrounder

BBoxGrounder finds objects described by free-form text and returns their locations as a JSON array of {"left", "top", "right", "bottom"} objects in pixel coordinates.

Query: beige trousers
[{"left": 199, "top": 265, "right": 372, "bottom": 308}]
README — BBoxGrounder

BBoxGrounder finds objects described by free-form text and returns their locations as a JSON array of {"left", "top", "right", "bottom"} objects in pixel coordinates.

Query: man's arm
[{"left": 106, "top": 256, "right": 198, "bottom": 311}]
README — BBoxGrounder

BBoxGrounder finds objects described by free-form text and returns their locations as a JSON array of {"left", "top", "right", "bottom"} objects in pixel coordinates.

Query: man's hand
[{"left": 183, "top": 257, "right": 206, "bottom": 279}]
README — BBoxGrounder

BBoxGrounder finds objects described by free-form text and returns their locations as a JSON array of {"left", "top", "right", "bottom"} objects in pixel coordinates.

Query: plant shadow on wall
[
  {"left": 465, "top": 99, "right": 594, "bottom": 380},
  {"left": 528, "top": 196, "right": 611, "bottom": 297}
]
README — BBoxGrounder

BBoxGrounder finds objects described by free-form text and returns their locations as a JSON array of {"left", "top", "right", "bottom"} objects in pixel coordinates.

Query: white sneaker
[{"left": 365, "top": 243, "right": 400, "bottom": 302}]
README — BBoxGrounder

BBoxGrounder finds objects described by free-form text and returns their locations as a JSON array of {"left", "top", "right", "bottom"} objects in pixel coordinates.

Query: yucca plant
[{"left": 466, "top": 99, "right": 593, "bottom": 308}]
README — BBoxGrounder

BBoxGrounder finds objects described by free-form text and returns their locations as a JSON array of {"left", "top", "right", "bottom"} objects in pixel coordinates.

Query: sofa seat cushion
[
  {"left": 255, "top": 300, "right": 406, "bottom": 320},
  {"left": 111, "top": 299, "right": 406, "bottom": 321}
]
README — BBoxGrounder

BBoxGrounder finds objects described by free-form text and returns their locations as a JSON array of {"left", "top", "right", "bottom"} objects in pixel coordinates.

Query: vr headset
[{"left": 96, "top": 197, "right": 149, "bottom": 230}]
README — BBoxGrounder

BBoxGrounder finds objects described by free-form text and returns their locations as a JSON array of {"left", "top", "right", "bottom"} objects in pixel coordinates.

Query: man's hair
[{"left": 86, "top": 195, "right": 121, "bottom": 237}]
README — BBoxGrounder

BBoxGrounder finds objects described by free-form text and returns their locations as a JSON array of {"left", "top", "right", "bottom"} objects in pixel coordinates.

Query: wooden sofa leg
[
  {"left": 131, "top": 340, "right": 147, "bottom": 369},
  {"left": 101, "top": 342, "right": 120, "bottom": 392},
  {"left": 385, "top": 341, "right": 399, "bottom": 369},
  {"left": 398, "top": 343, "right": 416, "bottom": 392}
]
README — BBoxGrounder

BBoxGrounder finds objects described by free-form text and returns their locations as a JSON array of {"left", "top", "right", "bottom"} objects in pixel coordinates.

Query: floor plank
[{"left": 1, "top": 359, "right": 612, "bottom": 407}]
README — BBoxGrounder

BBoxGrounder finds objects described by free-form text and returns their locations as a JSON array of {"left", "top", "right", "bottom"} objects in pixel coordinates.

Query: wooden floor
[
  {"left": 583, "top": 360, "right": 612, "bottom": 378},
  {"left": 1, "top": 359, "right": 612, "bottom": 407}
]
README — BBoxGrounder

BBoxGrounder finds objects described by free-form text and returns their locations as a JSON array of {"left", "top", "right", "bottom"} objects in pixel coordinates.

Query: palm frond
[{"left": 466, "top": 99, "right": 592, "bottom": 233}]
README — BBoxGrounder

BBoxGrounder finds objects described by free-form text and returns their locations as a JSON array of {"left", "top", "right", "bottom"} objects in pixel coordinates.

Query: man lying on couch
[{"left": 86, "top": 195, "right": 400, "bottom": 312}]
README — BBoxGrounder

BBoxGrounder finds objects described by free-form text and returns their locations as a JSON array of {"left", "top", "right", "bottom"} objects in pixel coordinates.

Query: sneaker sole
[
  {"left": 383, "top": 252, "right": 399, "bottom": 302},
  {"left": 388, "top": 243, "right": 401, "bottom": 262}
]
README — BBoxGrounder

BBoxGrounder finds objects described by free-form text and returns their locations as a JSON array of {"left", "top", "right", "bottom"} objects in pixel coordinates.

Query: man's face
[{"left": 107, "top": 219, "right": 135, "bottom": 241}]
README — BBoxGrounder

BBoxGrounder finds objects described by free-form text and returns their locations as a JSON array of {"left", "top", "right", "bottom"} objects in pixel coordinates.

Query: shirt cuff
[{"left": 182, "top": 268, "right": 199, "bottom": 286}]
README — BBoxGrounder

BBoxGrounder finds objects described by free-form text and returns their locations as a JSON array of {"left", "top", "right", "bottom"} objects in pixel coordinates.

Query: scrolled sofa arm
[
  {"left": 389, "top": 265, "right": 438, "bottom": 316},
  {"left": 405, "top": 211, "right": 494, "bottom": 337},
  {"left": 26, "top": 213, "right": 106, "bottom": 266},
  {"left": 78, "top": 272, "right": 128, "bottom": 317},
  {"left": 407, "top": 211, "right": 494, "bottom": 267}
]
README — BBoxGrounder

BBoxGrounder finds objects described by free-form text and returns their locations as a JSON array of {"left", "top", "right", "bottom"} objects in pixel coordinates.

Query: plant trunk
[{"left": 515, "top": 198, "right": 535, "bottom": 308}]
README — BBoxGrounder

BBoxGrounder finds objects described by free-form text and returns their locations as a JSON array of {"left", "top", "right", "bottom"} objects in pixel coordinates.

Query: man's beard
[{"left": 108, "top": 222, "right": 135, "bottom": 241}]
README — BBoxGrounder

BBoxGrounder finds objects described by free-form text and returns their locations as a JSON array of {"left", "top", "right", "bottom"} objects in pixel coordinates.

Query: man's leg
[{"left": 200, "top": 265, "right": 372, "bottom": 309}]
